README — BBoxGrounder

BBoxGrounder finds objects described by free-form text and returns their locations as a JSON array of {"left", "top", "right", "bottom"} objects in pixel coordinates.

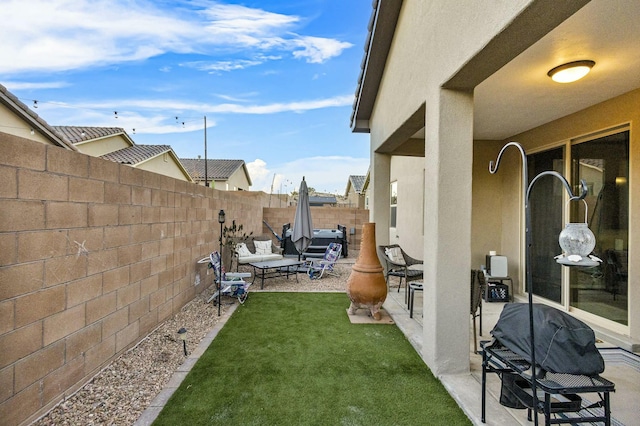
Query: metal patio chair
[
  {"left": 377, "top": 244, "right": 423, "bottom": 303},
  {"left": 305, "top": 242, "right": 342, "bottom": 279}
]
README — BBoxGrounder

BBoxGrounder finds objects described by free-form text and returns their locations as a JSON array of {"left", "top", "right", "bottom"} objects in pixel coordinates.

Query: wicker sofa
[{"left": 233, "top": 235, "right": 283, "bottom": 268}]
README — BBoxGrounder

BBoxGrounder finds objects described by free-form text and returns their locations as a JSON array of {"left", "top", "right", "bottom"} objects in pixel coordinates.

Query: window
[{"left": 390, "top": 181, "right": 397, "bottom": 228}]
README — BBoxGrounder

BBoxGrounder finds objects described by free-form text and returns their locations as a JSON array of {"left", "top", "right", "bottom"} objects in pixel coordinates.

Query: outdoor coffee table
[{"left": 249, "top": 258, "right": 304, "bottom": 289}]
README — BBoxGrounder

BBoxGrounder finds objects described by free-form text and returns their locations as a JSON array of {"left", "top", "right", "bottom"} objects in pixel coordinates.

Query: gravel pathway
[{"left": 33, "top": 256, "right": 356, "bottom": 425}]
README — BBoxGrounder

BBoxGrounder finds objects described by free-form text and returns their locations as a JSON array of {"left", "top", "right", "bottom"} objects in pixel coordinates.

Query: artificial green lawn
[{"left": 153, "top": 293, "right": 471, "bottom": 425}]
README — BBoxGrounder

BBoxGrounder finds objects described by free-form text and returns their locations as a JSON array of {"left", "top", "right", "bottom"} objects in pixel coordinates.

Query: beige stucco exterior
[
  {"left": 388, "top": 156, "right": 424, "bottom": 257},
  {"left": 366, "top": 0, "right": 544, "bottom": 376},
  {"left": 0, "top": 104, "right": 60, "bottom": 146},
  {"left": 357, "top": 0, "right": 639, "bottom": 375},
  {"left": 213, "top": 168, "right": 251, "bottom": 191},
  {"left": 345, "top": 187, "right": 365, "bottom": 209},
  {"left": 136, "top": 151, "right": 193, "bottom": 182},
  {"left": 73, "top": 134, "right": 131, "bottom": 157}
]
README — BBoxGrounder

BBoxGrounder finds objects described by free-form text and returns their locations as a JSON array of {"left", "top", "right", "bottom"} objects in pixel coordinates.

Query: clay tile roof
[
  {"left": 100, "top": 145, "right": 172, "bottom": 165},
  {"left": 180, "top": 158, "right": 247, "bottom": 180},
  {"left": 53, "top": 126, "right": 126, "bottom": 144}
]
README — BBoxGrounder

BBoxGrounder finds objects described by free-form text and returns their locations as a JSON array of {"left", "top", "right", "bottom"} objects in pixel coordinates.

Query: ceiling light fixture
[{"left": 547, "top": 60, "right": 595, "bottom": 83}]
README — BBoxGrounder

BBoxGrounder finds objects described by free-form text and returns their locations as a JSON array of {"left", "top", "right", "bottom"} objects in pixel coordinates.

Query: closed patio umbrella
[{"left": 292, "top": 176, "right": 314, "bottom": 260}]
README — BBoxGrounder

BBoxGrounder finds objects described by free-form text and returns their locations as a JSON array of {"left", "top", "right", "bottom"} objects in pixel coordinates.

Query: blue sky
[{"left": 1, "top": 0, "right": 371, "bottom": 194}]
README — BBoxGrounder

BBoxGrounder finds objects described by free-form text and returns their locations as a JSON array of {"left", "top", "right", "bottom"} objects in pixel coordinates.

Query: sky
[{"left": 0, "top": 0, "right": 372, "bottom": 195}]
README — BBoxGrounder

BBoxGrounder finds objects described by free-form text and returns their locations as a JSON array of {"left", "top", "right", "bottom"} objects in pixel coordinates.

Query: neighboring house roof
[
  {"left": 0, "top": 83, "right": 77, "bottom": 150},
  {"left": 101, "top": 144, "right": 194, "bottom": 182},
  {"left": 363, "top": 169, "right": 370, "bottom": 192},
  {"left": 345, "top": 175, "right": 366, "bottom": 196},
  {"left": 53, "top": 126, "right": 133, "bottom": 145},
  {"left": 180, "top": 158, "right": 252, "bottom": 186},
  {"left": 350, "top": 0, "right": 403, "bottom": 133},
  {"left": 101, "top": 144, "right": 173, "bottom": 164}
]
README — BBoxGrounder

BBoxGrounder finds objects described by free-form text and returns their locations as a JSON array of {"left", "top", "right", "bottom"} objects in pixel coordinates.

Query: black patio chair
[{"left": 471, "top": 269, "right": 484, "bottom": 354}]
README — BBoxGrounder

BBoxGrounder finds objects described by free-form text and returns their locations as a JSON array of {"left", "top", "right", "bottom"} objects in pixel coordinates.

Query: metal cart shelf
[{"left": 481, "top": 340, "right": 615, "bottom": 425}]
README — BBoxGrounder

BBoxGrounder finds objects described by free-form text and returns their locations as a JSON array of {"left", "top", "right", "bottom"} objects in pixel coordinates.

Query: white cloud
[
  {"left": 36, "top": 102, "right": 212, "bottom": 135},
  {"left": 247, "top": 156, "right": 369, "bottom": 195},
  {"left": 0, "top": 0, "right": 353, "bottom": 74},
  {"left": 246, "top": 159, "right": 271, "bottom": 188},
  {"left": 291, "top": 36, "right": 353, "bottom": 63},
  {"left": 3, "top": 81, "right": 70, "bottom": 90},
  {"left": 31, "top": 95, "right": 354, "bottom": 133},
  {"left": 182, "top": 59, "right": 264, "bottom": 73},
  {"left": 215, "top": 92, "right": 258, "bottom": 102}
]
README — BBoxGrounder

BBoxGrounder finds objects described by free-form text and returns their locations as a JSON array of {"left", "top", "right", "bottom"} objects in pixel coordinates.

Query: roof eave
[
  {"left": 350, "top": 0, "right": 403, "bottom": 133},
  {"left": 0, "top": 84, "right": 78, "bottom": 151}
]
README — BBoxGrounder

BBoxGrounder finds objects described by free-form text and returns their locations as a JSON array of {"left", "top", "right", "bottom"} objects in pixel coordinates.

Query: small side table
[{"left": 408, "top": 282, "right": 424, "bottom": 318}]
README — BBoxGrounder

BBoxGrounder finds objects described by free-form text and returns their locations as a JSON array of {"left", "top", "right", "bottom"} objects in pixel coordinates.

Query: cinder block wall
[
  {"left": 262, "top": 207, "right": 370, "bottom": 252},
  {"left": 0, "top": 136, "right": 272, "bottom": 425}
]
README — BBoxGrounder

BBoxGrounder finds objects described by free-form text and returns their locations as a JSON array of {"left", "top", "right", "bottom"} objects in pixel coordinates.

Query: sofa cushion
[
  {"left": 254, "top": 240, "right": 272, "bottom": 255},
  {"left": 235, "top": 242, "right": 252, "bottom": 257},
  {"left": 237, "top": 253, "right": 283, "bottom": 264},
  {"left": 385, "top": 247, "right": 405, "bottom": 265}
]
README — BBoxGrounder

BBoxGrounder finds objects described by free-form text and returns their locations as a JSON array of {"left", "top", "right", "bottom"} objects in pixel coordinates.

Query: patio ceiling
[
  {"left": 410, "top": 0, "right": 640, "bottom": 143},
  {"left": 473, "top": 0, "right": 640, "bottom": 141}
]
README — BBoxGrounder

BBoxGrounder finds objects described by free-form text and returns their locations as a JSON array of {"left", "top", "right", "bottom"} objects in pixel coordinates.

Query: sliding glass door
[
  {"left": 526, "top": 130, "right": 629, "bottom": 326},
  {"left": 569, "top": 131, "right": 629, "bottom": 325}
]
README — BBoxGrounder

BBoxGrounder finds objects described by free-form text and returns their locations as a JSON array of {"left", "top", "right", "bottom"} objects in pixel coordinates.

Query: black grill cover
[{"left": 491, "top": 303, "right": 604, "bottom": 376}]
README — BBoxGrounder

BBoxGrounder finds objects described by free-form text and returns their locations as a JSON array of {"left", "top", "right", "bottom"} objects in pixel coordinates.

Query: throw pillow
[
  {"left": 235, "top": 243, "right": 252, "bottom": 257},
  {"left": 385, "top": 247, "right": 405, "bottom": 265},
  {"left": 254, "top": 240, "right": 272, "bottom": 255}
]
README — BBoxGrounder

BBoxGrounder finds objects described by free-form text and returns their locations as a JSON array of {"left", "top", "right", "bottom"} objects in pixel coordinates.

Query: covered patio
[
  {"left": 384, "top": 284, "right": 640, "bottom": 425},
  {"left": 352, "top": 0, "right": 640, "bottom": 386}
]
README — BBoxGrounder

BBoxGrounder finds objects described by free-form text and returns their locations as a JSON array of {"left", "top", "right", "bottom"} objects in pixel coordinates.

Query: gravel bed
[{"left": 33, "top": 256, "right": 356, "bottom": 425}]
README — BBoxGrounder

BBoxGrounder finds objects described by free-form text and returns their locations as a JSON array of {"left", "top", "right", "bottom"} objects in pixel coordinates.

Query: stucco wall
[
  {"left": 368, "top": 0, "right": 532, "bottom": 152},
  {"left": 74, "top": 135, "right": 130, "bottom": 157},
  {"left": 0, "top": 105, "right": 56, "bottom": 145},
  {"left": 137, "top": 153, "right": 191, "bottom": 182},
  {"left": 226, "top": 168, "right": 250, "bottom": 191},
  {"left": 389, "top": 156, "right": 425, "bottom": 258},
  {"left": 345, "top": 190, "right": 365, "bottom": 209},
  {"left": 471, "top": 141, "right": 509, "bottom": 269}
]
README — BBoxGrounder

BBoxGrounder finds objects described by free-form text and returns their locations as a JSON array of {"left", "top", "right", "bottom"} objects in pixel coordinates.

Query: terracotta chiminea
[{"left": 347, "top": 222, "right": 387, "bottom": 320}]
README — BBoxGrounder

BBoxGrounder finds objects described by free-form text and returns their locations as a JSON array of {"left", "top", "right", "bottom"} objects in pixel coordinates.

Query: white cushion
[
  {"left": 385, "top": 247, "right": 405, "bottom": 265},
  {"left": 254, "top": 240, "right": 272, "bottom": 255},
  {"left": 235, "top": 242, "right": 252, "bottom": 257}
]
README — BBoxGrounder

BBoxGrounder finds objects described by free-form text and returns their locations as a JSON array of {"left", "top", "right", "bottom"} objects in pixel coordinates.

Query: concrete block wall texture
[
  {"left": 0, "top": 136, "right": 276, "bottom": 426},
  {"left": 262, "top": 207, "right": 370, "bottom": 251}
]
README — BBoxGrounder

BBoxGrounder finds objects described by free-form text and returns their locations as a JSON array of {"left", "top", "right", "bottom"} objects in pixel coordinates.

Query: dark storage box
[{"left": 485, "top": 282, "right": 509, "bottom": 302}]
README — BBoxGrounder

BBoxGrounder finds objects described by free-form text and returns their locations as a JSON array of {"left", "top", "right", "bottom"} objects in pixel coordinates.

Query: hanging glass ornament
[{"left": 555, "top": 199, "right": 601, "bottom": 267}]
